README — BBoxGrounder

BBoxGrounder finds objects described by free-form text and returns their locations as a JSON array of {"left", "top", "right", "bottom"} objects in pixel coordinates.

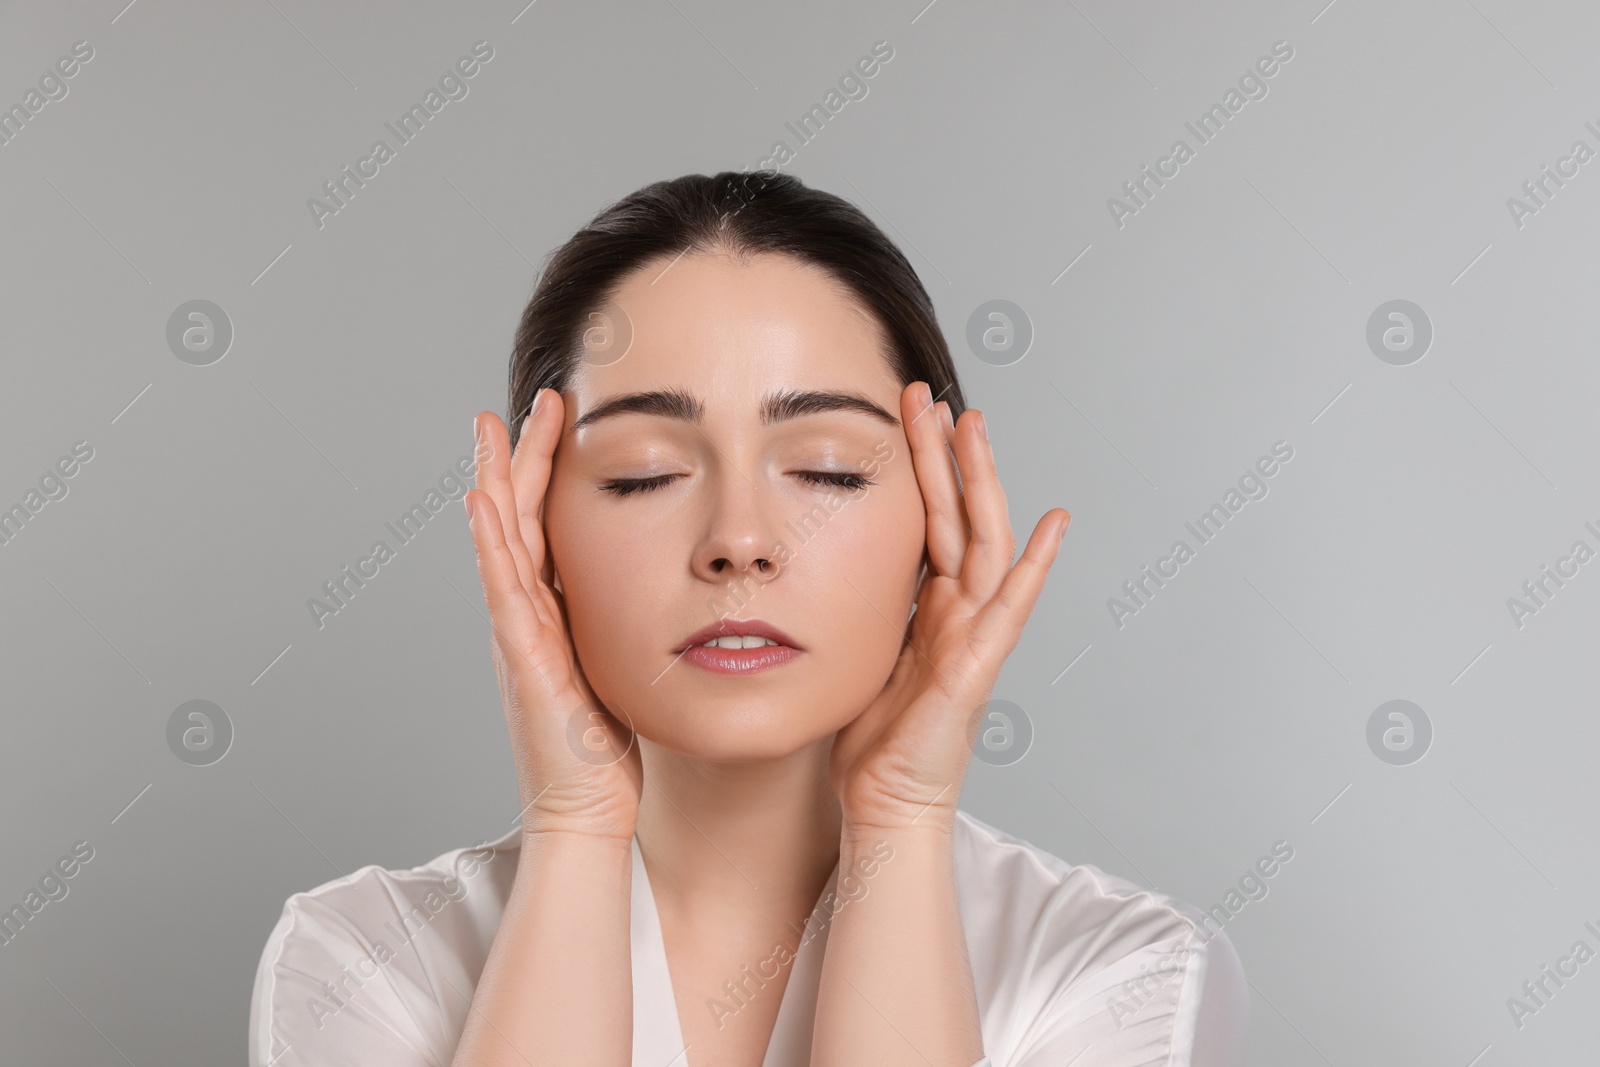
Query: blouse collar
[{"left": 629, "top": 834, "right": 843, "bottom": 1067}]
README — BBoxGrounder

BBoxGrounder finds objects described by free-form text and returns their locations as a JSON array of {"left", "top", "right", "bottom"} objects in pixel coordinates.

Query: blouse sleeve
[
  {"left": 249, "top": 885, "right": 469, "bottom": 1067},
  {"left": 999, "top": 919, "right": 1249, "bottom": 1067}
]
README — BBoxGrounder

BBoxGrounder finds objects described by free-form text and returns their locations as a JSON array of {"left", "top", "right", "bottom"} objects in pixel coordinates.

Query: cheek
[
  {"left": 814, "top": 487, "right": 923, "bottom": 608},
  {"left": 543, "top": 479, "right": 663, "bottom": 668},
  {"left": 783, "top": 482, "right": 925, "bottom": 687}
]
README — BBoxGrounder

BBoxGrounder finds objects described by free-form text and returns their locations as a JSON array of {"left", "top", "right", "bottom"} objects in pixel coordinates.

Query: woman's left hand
[{"left": 829, "top": 381, "right": 1071, "bottom": 832}]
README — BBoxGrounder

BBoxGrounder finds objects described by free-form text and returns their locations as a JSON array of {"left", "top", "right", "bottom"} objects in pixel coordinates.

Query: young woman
[{"left": 250, "top": 172, "right": 1249, "bottom": 1067}]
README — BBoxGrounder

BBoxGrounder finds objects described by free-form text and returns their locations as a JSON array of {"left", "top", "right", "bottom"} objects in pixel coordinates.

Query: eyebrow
[{"left": 570, "top": 387, "right": 901, "bottom": 433}]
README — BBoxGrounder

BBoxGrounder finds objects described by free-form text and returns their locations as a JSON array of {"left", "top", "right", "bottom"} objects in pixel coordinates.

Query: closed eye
[
  {"left": 597, "top": 473, "right": 679, "bottom": 497},
  {"left": 798, "top": 470, "right": 874, "bottom": 492},
  {"left": 597, "top": 470, "right": 876, "bottom": 497}
]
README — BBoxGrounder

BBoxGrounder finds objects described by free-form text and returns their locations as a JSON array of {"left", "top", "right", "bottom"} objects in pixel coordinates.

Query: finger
[
  {"left": 509, "top": 388, "right": 565, "bottom": 590},
  {"left": 902, "top": 382, "right": 968, "bottom": 579},
  {"left": 475, "top": 411, "right": 539, "bottom": 595},
  {"left": 464, "top": 488, "right": 543, "bottom": 658},
  {"left": 968, "top": 509, "right": 1070, "bottom": 656},
  {"left": 933, "top": 400, "right": 968, "bottom": 574},
  {"left": 951, "top": 408, "right": 1017, "bottom": 600},
  {"left": 934, "top": 400, "right": 964, "bottom": 498}
]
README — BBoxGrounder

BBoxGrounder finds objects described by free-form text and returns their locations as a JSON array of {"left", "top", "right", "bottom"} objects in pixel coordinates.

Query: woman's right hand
[{"left": 464, "top": 389, "right": 643, "bottom": 843}]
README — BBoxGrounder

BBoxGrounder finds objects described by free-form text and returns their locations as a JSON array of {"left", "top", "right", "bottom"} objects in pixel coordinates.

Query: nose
[{"left": 690, "top": 474, "right": 784, "bottom": 585}]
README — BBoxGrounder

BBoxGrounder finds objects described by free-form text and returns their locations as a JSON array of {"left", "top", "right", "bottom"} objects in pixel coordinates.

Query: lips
[{"left": 676, "top": 618, "right": 804, "bottom": 654}]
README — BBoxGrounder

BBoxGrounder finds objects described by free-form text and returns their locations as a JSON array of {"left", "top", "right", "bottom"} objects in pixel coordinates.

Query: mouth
[
  {"left": 675, "top": 618, "right": 804, "bottom": 676},
  {"left": 676, "top": 618, "right": 803, "bottom": 654}
]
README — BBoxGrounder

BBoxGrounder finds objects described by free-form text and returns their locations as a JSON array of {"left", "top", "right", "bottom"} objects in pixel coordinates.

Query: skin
[{"left": 450, "top": 249, "right": 1070, "bottom": 1067}]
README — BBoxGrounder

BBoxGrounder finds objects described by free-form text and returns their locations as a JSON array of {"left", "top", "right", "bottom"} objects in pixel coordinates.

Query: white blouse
[{"left": 250, "top": 808, "right": 1248, "bottom": 1066}]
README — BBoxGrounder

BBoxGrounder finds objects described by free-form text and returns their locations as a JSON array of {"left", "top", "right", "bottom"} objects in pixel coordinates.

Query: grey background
[{"left": 2, "top": 0, "right": 1597, "bottom": 1063}]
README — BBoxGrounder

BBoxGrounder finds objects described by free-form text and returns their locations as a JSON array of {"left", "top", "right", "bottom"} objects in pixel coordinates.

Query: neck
[{"left": 634, "top": 734, "right": 843, "bottom": 923}]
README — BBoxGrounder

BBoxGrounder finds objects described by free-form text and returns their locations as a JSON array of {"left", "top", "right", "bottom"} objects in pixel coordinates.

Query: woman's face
[{"left": 542, "top": 250, "right": 929, "bottom": 761}]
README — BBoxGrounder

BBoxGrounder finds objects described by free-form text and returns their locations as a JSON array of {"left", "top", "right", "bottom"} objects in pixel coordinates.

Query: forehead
[{"left": 567, "top": 251, "right": 900, "bottom": 409}]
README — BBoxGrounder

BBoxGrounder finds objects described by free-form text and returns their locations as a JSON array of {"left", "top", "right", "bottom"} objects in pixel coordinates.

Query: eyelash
[{"left": 598, "top": 471, "right": 876, "bottom": 498}]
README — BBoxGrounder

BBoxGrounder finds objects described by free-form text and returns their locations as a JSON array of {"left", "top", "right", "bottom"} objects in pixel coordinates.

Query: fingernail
[
  {"left": 473, "top": 413, "right": 482, "bottom": 442},
  {"left": 464, "top": 494, "right": 476, "bottom": 524},
  {"left": 531, "top": 389, "right": 545, "bottom": 417},
  {"left": 940, "top": 402, "right": 954, "bottom": 433},
  {"left": 976, "top": 411, "right": 989, "bottom": 442}
]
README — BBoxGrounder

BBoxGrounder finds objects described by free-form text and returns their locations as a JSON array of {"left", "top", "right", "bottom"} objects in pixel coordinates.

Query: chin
[{"left": 633, "top": 699, "right": 847, "bottom": 763}]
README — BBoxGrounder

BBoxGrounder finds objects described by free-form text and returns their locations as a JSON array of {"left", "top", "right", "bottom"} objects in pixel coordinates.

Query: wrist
[
  {"left": 841, "top": 793, "right": 960, "bottom": 841},
  {"left": 517, "top": 798, "right": 638, "bottom": 845},
  {"left": 519, "top": 824, "right": 636, "bottom": 855},
  {"left": 839, "top": 775, "right": 966, "bottom": 837},
  {"left": 841, "top": 814, "right": 956, "bottom": 849}
]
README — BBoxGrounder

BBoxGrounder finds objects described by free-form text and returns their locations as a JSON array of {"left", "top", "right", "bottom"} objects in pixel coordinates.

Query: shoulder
[
  {"left": 248, "top": 827, "right": 523, "bottom": 1067},
  {"left": 951, "top": 809, "right": 1249, "bottom": 1067}
]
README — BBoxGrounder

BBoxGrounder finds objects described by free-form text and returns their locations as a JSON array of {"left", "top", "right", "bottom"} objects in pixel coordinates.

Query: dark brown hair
[{"left": 506, "top": 170, "right": 964, "bottom": 448}]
